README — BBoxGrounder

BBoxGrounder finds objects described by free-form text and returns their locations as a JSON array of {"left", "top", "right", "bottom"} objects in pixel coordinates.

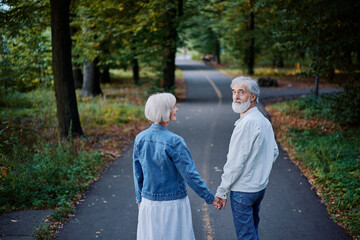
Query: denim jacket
[{"left": 133, "top": 124, "right": 214, "bottom": 204}]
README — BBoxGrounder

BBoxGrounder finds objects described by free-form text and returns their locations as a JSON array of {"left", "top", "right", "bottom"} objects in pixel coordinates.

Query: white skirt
[{"left": 137, "top": 196, "right": 196, "bottom": 240}]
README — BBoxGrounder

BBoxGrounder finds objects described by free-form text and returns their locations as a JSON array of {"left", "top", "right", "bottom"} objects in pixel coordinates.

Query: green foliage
[
  {"left": 0, "top": 88, "right": 56, "bottom": 122},
  {"left": 183, "top": 0, "right": 221, "bottom": 56},
  {"left": 2, "top": 0, "right": 359, "bottom": 95},
  {"left": 49, "top": 205, "right": 74, "bottom": 223},
  {"left": 79, "top": 98, "right": 144, "bottom": 126},
  {"left": 291, "top": 86, "right": 360, "bottom": 127},
  {"left": 287, "top": 128, "right": 360, "bottom": 236},
  {"left": 264, "top": 0, "right": 360, "bottom": 79},
  {"left": 270, "top": 95, "right": 360, "bottom": 237},
  {"left": 0, "top": 85, "right": 147, "bottom": 212},
  {"left": 70, "top": 0, "right": 181, "bottom": 87},
  {"left": 34, "top": 222, "right": 53, "bottom": 240},
  {"left": 219, "top": 66, "right": 303, "bottom": 78},
  {"left": 1, "top": 1, "right": 52, "bottom": 93},
  {"left": 0, "top": 135, "right": 103, "bottom": 211},
  {"left": 33, "top": 206, "right": 74, "bottom": 239}
]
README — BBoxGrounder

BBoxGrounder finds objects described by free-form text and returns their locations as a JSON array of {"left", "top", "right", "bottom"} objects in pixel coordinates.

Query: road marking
[
  {"left": 202, "top": 202, "right": 215, "bottom": 240},
  {"left": 202, "top": 72, "right": 222, "bottom": 101}
]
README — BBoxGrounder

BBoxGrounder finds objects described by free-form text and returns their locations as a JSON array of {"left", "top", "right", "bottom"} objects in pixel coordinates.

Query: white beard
[{"left": 232, "top": 97, "right": 251, "bottom": 113}]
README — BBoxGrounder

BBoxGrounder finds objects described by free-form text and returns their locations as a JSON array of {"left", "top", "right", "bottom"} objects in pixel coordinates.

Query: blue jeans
[{"left": 230, "top": 189, "right": 266, "bottom": 240}]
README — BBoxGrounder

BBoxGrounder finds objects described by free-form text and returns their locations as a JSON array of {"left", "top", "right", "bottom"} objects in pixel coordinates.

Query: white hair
[
  {"left": 231, "top": 76, "right": 260, "bottom": 104},
  {"left": 145, "top": 93, "right": 176, "bottom": 122}
]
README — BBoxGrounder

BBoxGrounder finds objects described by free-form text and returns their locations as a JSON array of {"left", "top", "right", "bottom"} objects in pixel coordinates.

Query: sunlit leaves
[{"left": 1, "top": 1, "right": 52, "bottom": 92}]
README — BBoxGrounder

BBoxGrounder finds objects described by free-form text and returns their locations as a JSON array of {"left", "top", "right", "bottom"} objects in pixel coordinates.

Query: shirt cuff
[
  {"left": 215, "top": 186, "right": 228, "bottom": 199},
  {"left": 215, "top": 192, "right": 227, "bottom": 199}
]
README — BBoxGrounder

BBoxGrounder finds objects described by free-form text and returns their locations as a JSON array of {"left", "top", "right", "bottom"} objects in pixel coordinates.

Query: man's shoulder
[{"left": 241, "top": 109, "right": 270, "bottom": 127}]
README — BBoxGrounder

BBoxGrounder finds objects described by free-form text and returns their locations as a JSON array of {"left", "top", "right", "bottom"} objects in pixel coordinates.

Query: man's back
[{"left": 226, "top": 107, "right": 279, "bottom": 192}]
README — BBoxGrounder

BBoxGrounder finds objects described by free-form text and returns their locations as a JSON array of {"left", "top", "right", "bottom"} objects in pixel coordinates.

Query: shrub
[
  {"left": 293, "top": 86, "right": 360, "bottom": 127},
  {"left": 0, "top": 137, "right": 103, "bottom": 212},
  {"left": 287, "top": 128, "right": 360, "bottom": 236},
  {"left": 268, "top": 96, "right": 360, "bottom": 238}
]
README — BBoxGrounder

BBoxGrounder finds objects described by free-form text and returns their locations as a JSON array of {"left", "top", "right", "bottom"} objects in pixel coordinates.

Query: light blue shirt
[{"left": 216, "top": 107, "right": 279, "bottom": 198}]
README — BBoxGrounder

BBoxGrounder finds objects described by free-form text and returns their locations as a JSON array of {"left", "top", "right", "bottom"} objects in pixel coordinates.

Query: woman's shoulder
[
  {"left": 135, "top": 126, "right": 151, "bottom": 140},
  {"left": 135, "top": 126, "right": 183, "bottom": 142},
  {"left": 166, "top": 130, "right": 184, "bottom": 143}
]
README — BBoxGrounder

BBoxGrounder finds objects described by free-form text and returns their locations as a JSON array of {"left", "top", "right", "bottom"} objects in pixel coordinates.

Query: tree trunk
[
  {"left": 212, "top": 39, "right": 221, "bottom": 64},
  {"left": 50, "top": 0, "right": 83, "bottom": 138},
  {"left": 273, "top": 53, "right": 284, "bottom": 68},
  {"left": 72, "top": 64, "right": 83, "bottom": 89},
  {"left": 132, "top": 57, "right": 140, "bottom": 85},
  {"left": 81, "top": 58, "right": 102, "bottom": 97},
  {"left": 248, "top": 10, "right": 255, "bottom": 75},
  {"left": 100, "top": 67, "right": 111, "bottom": 84},
  {"left": 163, "top": 3, "right": 177, "bottom": 91},
  {"left": 314, "top": 21, "right": 321, "bottom": 98},
  {"left": 328, "top": 67, "right": 335, "bottom": 82},
  {"left": 178, "top": 0, "right": 183, "bottom": 17}
]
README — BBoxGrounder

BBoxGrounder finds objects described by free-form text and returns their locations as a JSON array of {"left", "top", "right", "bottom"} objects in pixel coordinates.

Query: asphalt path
[{"left": 55, "top": 57, "right": 351, "bottom": 240}]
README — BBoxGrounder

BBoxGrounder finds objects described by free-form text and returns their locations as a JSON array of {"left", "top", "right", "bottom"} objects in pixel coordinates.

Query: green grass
[
  {"left": 219, "top": 66, "right": 303, "bottom": 77},
  {"left": 0, "top": 81, "right": 149, "bottom": 212},
  {"left": 0, "top": 135, "right": 103, "bottom": 211},
  {"left": 109, "top": 67, "right": 183, "bottom": 83},
  {"left": 268, "top": 95, "right": 360, "bottom": 238},
  {"left": 0, "top": 66, "right": 185, "bottom": 213}
]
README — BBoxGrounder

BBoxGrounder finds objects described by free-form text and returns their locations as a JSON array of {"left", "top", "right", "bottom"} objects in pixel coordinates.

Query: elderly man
[{"left": 215, "top": 76, "right": 279, "bottom": 240}]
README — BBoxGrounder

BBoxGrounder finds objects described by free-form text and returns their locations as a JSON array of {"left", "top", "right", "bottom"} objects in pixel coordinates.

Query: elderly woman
[{"left": 133, "top": 93, "right": 220, "bottom": 240}]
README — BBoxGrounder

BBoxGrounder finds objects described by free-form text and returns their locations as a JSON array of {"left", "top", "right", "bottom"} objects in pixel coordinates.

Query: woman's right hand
[{"left": 212, "top": 197, "right": 222, "bottom": 210}]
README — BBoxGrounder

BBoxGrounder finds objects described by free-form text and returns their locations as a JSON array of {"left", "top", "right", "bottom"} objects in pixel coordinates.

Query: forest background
[{"left": 1, "top": 0, "right": 359, "bottom": 239}]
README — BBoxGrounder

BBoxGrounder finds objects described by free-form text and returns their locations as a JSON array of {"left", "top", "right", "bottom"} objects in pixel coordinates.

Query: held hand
[
  {"left": 212, "top": 197, "right": 222, "bottom": 210},
  {"left": 219, "top": 198, "right": 226, "bottom": 209}
]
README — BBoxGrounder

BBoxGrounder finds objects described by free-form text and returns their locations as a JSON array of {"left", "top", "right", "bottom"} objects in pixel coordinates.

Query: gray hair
[
  {"left": 231, "top": 76, "right": 260, "bottom": 104},
  {"left": 145, "top": 93, "right": 176, "bottom": 122}
]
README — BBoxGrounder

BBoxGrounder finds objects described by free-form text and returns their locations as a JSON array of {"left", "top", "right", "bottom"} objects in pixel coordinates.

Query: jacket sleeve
[
  {"left": 133, "top": 141, "right": 143, "bottom": 204},
  {"left": 171, "top": 138, "right": 214, "bottom": 204}
]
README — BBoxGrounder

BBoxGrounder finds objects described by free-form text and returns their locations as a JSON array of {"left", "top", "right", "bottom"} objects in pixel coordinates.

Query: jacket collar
[{"left": 150, "top": 123, "right": 168, "bottom": 130}]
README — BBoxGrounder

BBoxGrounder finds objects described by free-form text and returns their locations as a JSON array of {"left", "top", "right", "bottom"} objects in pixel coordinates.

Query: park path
[{"left": 52, "top": 57, "right": 351, "bottom": 240}]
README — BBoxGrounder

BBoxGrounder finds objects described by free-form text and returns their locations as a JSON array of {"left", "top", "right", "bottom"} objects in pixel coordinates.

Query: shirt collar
[{"left": 234, "top": 107, "right": 258, "bottom": 126}]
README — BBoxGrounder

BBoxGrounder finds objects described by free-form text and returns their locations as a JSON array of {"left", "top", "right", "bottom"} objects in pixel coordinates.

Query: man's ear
[{"left": 250, "top": 94, "right": 257, "bottom": 102}]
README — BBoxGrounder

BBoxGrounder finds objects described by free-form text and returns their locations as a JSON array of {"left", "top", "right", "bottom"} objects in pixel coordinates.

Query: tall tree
[
  {"left": 72, "top": 64, "right": 83, "bottom": 89},
  {"left": 244, "top": 0, "right": 255, "bottom": 75},
  {"left": 266, "top": 0, "right": 360, "bottom": 91},
  {"left": 162, "top": 1, "right": 178, "bottom": 90},
  {"left": 81, "top": 58, "right": 103, "bottom": 97},
  {"left": 50, "top": 0, "right": 83, "bottom": 137},
  {"left": 215, "top": 0, "right": 267, "bottom": 74},
  {"left": 185, "top": 0, "right": 222, "bottom": 64}
]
